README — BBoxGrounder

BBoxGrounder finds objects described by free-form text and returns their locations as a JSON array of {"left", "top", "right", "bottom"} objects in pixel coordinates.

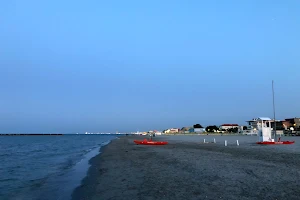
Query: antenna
[{"left": 272, "top": 80, "right": 277, "bottom": 140}]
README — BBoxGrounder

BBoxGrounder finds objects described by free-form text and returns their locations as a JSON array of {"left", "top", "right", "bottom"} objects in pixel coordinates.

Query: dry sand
[{"left": 72, "top": 135, "right": 300, "bottom": 200}]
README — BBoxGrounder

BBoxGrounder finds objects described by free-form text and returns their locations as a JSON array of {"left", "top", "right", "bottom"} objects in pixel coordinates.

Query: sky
[{"left": 0, "top": 0, "right": 300, "bottom": 133}]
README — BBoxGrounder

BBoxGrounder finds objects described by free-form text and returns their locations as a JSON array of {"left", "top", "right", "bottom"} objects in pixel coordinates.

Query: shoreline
[
  {"left": 71, "top": 135, "right": 300, "bottom": 200},
  {"left": 71, "top": 136, "right": 122, "bottom": 200}
]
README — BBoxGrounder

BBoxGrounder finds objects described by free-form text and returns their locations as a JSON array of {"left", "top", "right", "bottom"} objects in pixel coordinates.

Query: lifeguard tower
[
  {"left": 257, "top": 117, "right": 273, "bottom": 142},
  {"left": 255, "top": 81, "right": 295, "bottom": 145}
]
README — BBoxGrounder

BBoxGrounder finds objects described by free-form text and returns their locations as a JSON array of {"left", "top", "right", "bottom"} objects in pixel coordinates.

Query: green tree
[
  {"left": 228, "top": 127, "right": 239, "bottom": 133},
  {"left": 205, "top": 125, "right": 219, "bottom": 132},
  {"left": 193, "top": 124, "right": 203, "bottom": 128}
]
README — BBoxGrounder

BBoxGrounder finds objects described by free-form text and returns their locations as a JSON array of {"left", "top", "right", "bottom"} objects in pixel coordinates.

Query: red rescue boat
[
  {"left": 256, "top": 141, "right": 295, "bottom": 145},
  {"left": 134, "top": 139, "right": 168, "bottom": 145}
]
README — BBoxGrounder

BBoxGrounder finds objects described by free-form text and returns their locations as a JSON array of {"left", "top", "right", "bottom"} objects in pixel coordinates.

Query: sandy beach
[{"left": 72, "top": 135, "right": 300, "bottom": 200}]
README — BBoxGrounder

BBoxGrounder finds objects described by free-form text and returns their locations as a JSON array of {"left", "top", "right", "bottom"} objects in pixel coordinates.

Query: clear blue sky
[{"left": 1, "top": 0, "right": 299, "bottom": 133}]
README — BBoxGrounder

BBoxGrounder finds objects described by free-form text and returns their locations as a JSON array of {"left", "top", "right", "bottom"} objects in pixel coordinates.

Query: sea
[{"left": 0, "top": 134, "right": 117, "bottom": 200}]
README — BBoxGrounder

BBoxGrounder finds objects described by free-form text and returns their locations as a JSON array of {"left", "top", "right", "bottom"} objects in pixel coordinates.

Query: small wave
[
  {"left": 82, "top": 148, "right": 94, "bottom": 153},
  {"left": 0, "top": 153, "right": 11, "bottom": 157},
  {"left": 101, "top": 140, "right": 111, "bottom": 146},
  {"left": 60, "top": 158, "right": 76, "bottom": 171},
  {"left": 29, "top": 177, "right": 48, "bottom": 189},
  {"left": 60, "top": 146, "right": 100, "bottom": 171},
  {"left": 0, "top": 178, "right": 18, "bottom": 182}
]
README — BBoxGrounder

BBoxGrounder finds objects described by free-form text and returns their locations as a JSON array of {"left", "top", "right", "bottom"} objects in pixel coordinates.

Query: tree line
[{"left": 205, "top": 126, "right": 242, "bottom": 133}]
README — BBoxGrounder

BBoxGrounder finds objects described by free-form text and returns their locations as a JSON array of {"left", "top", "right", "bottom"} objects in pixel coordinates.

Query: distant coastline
[
  {"left": 0, "top": 133, "right": 64, "bottom": 136},
  {"left": 0, "top": 133, "right": 128, "bottom": 136}
]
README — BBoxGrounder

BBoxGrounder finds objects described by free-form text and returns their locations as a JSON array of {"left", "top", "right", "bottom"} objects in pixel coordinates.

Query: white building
[
  {"left": 164, "top": 128, "right": 179, "bottom": 134},
  {"left": 194, "top": 128, "right": 205, "bottom": 133},
  {"left": 154, "top": 131, "right": 162, "bottom": 135},
  {"left": 219, "top": 124, "right": 239, "bottom": 130},
  {"left": 245, "top": 117, "right": 273, "bottom": 135}
]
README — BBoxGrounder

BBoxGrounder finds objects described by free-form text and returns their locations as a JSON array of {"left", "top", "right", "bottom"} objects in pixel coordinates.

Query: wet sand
[{"left": 72, "top": 135, "right": 300, "bottom": 200}]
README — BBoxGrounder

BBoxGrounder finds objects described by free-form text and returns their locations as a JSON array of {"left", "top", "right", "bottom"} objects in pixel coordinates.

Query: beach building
[
  {"left": 270, "top": 120, "right": 285, "bottom": 130},
  {"left": 170, "top": 128, "right": 179, "bottom": 133},
  {"left": 246, "top": 118, "right": 271, "bottom": 130},
  {"left": 163, "top": 128, "right": 179, "bottom": 134},
  {"left": 153, "top": 130, "right": 162, "bottom": 135},
  {"left": 193, "top": 124, "right": 205, "bottom": 133},
  {"left": 219, "top": 124, "right": 239, "bottom": 130},
  {"left": 284, "top": 118, "right": 300, "bottom": 129},
  {"left": 194, "top": 128, "right": 205, "bottom": 133},
  {"left": 181, "top": 127, "right": 190, "bottom": 131},
  {"left": 188, "top": 128, "right": 205, "bottom": 133},
  {"left": 245, "top": 118, "right": 265, "bottom": 135},
  {"left": 180, "top": 127, "right": 191, "bottom": 134},
  {"left": 282, "top": 120, "right": 292, "bottom": 129},
  {"left": 246, "top": 117, "right": 285, "bottom": 135}
]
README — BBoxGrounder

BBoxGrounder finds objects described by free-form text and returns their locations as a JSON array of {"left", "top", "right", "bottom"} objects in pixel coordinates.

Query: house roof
[
  {"left": 257, "top": 117, "right": 272, "bottom": 121},
  {"left": 246, "top": 117, "right": 272, "bottom": 122},
  {"left": 221, "top": 124, "right": 239, "bottom": 126},
  {"left": 181, "top": 127, "right": 192, "bottom": 131}
]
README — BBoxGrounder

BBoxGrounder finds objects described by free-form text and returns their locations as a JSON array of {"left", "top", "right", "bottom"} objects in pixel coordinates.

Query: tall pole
[{"left": 272, "top": 80, "right": 277, "bottom": 140}]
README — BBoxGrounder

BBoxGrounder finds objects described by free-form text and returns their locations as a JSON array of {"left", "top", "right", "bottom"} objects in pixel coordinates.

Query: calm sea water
[{"left": 0, "top": 135, "right": 116, "bottom": 200}]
